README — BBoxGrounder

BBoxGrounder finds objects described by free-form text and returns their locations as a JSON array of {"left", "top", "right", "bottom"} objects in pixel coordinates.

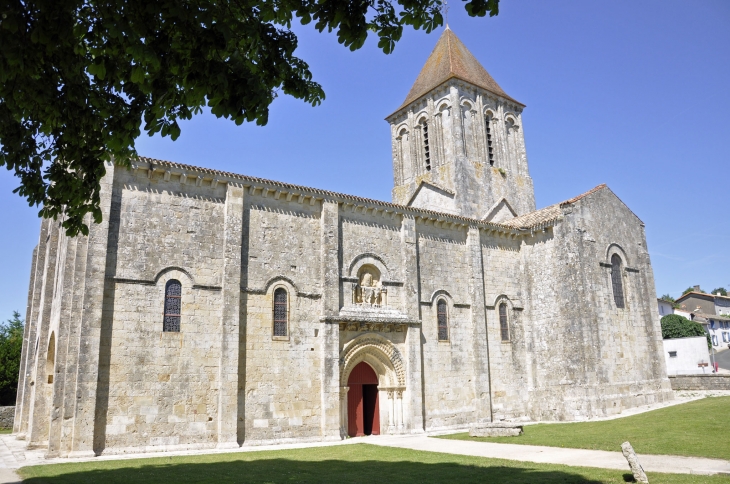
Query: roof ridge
[
  {"left": 447, "top": 29, "right": 454, "bottom": 74},
  {"left": 559, "top": 184, "right": 607, "bottom": 207}
]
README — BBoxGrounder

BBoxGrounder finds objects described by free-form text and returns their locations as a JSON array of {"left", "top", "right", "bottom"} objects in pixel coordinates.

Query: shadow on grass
[{"left": 20, "top": 457, "right": 610, "bottom": 484}]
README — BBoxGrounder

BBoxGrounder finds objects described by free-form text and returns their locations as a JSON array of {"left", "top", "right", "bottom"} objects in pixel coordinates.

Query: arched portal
[{"left": 347, "top": 362, "right": 380, "bottom": 437}]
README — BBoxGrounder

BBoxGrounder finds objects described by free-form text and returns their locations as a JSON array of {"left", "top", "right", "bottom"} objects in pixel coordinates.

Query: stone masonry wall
[
  {"left": 481, "top": 232, "right": 529, "bottom": 421},
  {"left": 245, "top": 199, "right": 322, "bottom": 295},
  {"left": 520, "top": 188, "right": 672, "bottom": 421},
  {"left": 242, "top": 196, "right": 324, "bottom": 444},
  {"left": 112, "top": 169, "right": 227, "bottom": 287},
  {"left": 103, "top": 277, "right": 223, "bottom": 453},
  {"left": 417, "top": 222, "right": 476, "bottom": 430},
  {"left": 0, "top": 406, "right": 14, "bottom": 429},
  {"left": 100, "top": 172, "right": 229, "bottom": 453},
  {"left": 668, "top": 375, "right": 730, "bottom": 391}
]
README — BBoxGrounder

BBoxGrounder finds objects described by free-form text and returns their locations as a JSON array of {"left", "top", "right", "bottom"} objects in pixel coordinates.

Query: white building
[
  {"left": 662, "top": 336, "right": 711, "bottom": 376},
  {"left": 657, "top": 298, "right": 673, "bottom": 319}
]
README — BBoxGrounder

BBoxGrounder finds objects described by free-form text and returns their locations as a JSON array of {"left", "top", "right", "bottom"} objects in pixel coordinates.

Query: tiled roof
[
  {"left": 677, "top": 291, "right": 730, "bottom": 302},
  {"left": 500, "top": 204, "right": 562, "bottom": 229},
  {"left": 134, "top": 156, "right": 606, "bottom": 233},
  {"left": 136, "top": 156, "right": 513, "bottom": 231},
  {"left": 392, "top": 28, "right": 521, "bottom": 114},
  {"left": 502, "top": 184, "right": 608, "bottom": 229}
]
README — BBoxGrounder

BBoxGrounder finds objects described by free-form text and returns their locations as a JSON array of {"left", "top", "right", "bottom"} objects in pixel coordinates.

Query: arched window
[
  {"left": 163, "top": 279, "right": 182, "bottom": 332},
  {"left": 273, "top": 288, "right": 288, "bottom": 337},
  {"left": 437, "top": 299, "right": 448, "bottom": 341},
  {"left": 499, "top": 303, "right": 509, "bottom": 341},
  {"left": 484, "top": 114, "right": 495, "bottom": 166},
  {"left": 420, "top": 119, "right": 431, "bottom": 172},
  {"left": 46, "top": 332, "right": 56, "bottom": 384},
  {"left": 611, "top": 254, "right": 625, "bottom": 309}
]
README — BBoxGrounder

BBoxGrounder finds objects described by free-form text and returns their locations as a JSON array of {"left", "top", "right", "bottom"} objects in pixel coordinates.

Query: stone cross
[{"left": 621, "top": 441, "right": 648, "bottom": 483}]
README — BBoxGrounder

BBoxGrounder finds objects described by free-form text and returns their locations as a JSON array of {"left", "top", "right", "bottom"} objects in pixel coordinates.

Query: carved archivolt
[{"left": 340, "top": 334, "right": 406, "bottom": 387}]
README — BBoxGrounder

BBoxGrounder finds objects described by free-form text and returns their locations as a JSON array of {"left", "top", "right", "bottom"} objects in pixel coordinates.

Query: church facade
[{"left": 14, "top": 29, "right": 673, "bottom": 457}]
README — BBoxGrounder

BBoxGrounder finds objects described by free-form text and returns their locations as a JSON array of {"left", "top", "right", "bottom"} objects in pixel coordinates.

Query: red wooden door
[
  {"left": 347, "top": 383, "right": 363, "bottom": 437},
  {"left": 347, "top": 362, "right": 379, "bottom": 437}
]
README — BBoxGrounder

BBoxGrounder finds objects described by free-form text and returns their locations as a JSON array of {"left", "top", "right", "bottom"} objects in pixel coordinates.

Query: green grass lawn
[
  {"left": 16, "top": 443, "right": 727, "bottom": 484},
  {"left": 438, "top": 396, "right": 730, "bottom": 460},
  {"left": 0, "top": 428, "right": 12, "bottom": 434}
]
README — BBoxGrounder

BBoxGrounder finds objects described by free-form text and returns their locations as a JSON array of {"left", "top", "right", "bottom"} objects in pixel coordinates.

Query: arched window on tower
[
  {"left": 484, "top": 114, "right": 495, "bottom": 166},
  {"left": 437, "top": 299, "right": 448, "bottom": 341},
  {"left": 499, "top": 303, "right": 510, "bottom": 341},
  {"left": 611, "top": 254, "right": 625, "bottom": 309},
  {"left": 420, "top": 119, "right": 431, "bottom": 172},
  {"left": 273, "top": 288, "right": 288, "bottom": 337},
  {"left": 163, "top": 279, "right": 182, "bottom": 332}
]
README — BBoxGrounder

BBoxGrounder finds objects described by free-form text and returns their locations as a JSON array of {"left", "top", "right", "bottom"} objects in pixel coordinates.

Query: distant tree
[
  {"left": 710, "top": 287, "right": 727, "bottom": 296},
  {"left": 660, "top": 314, "right": 710, "bottom": 349},
  {"left": 682, "top": 286, "right": 699, "bottom": 295},
  {"left": 0, "top": 311, "right": 24, "bottom": 406},
  {"left": 0, "top": 0, "right": 500, "bottom": 237},
  {"left": 660, "top": 294, "right": 680, "bottom": 309}
]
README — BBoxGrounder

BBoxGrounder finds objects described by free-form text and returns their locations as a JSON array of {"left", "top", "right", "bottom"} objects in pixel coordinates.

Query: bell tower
[{"left": 386, "top": 28, "right": 536, "bottom": 221}]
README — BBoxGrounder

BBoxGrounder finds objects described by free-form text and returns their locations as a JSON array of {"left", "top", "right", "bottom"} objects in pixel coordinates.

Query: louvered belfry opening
[
  {"left": 437, "top": 299, "right": 448, "bottom": 341},
  {"left": 347, "top": 361, "right": 380, "bottom": 437},
  {"left": 611, "top": 254, "right": 625, "bottom": 309},
  {"left": 421, "top": 120, "right": 431, "bottom": 171},
  {"left": 163, "top": 279, "right": 182, "bottom": 332},
  {"left": 485, "top": 115, "right": 495, "bottom": 165},
  {"left": 273, "top": 288, "right": 288, "bottom": 336},
  {"left": 499, "top": 303, "right": 509, "bottom": 341}
]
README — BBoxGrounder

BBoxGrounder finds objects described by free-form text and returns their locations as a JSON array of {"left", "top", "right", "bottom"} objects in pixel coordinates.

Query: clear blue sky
[{"left": 1, "top": 0, "right": 728, "bottom": 321}]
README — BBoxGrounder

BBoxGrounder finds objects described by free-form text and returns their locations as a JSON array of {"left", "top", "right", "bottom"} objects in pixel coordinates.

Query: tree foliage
[
  {"left": 682, "top": 286, "right": 699, "bottom": 295},
  {"left": 0, "top": 0, "right": 499, "bottom": 236},
  {"left": 660, "top": 294, "right": 679, "bottom": 309},
  {"left": 660, "top": 314, "right": 710, "bottom": 349},
  {"left": 710, "top": 287, "right": 727, "bottom": 296},
  {"left": 0, "top": 311, "right": 24, "bottom": 407}
]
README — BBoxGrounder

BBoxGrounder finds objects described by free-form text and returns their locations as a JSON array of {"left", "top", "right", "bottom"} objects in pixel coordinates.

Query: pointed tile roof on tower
[{"left": 392, "top": 27, "right": 522, "bottom": 114}]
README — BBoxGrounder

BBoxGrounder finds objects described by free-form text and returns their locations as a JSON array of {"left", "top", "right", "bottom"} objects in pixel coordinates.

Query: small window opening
[
  {"left": 668, "top": 351, "right": 677, "bottom": 358},
  {"left": 485, "top": 115, "right": 495, "bottom": 166},
  {"left": 46, "top": 332, "right": 56, "bottom": 384},
  {"left": 273, "top": 288, "right": 288, "bottom": 337},
  {"left": 421, "top": 120, "right": 431, "bottom": 171},
  {"left": 437, "top": 299, "right": 448, "bottom": 341},
  {"left": 610, "top": 254, "right": 625, "bottom": 309},
  {"left": 163, "top": 279, "right": 182, "bottom": 332},
  {"left": 499, "top": 303, "right": 510, "bottom": 341}
]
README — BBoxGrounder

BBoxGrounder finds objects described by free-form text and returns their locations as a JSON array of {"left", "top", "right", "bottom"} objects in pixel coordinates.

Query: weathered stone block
[
  {"left": 621, "top": 441, "right": 649, "bottom": 483},
  {"left": 469, "top": 422, "right": 523, "bottom": 437}
]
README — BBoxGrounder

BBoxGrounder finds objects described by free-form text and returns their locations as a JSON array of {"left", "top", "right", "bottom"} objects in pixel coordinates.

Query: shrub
[{"left": 660, "top": 314, "right": 710, "bottom": 349}]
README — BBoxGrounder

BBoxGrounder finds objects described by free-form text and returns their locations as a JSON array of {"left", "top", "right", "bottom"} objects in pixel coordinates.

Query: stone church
[{"left": 14, "top": 28, "right": 673, "bottom": 457}]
